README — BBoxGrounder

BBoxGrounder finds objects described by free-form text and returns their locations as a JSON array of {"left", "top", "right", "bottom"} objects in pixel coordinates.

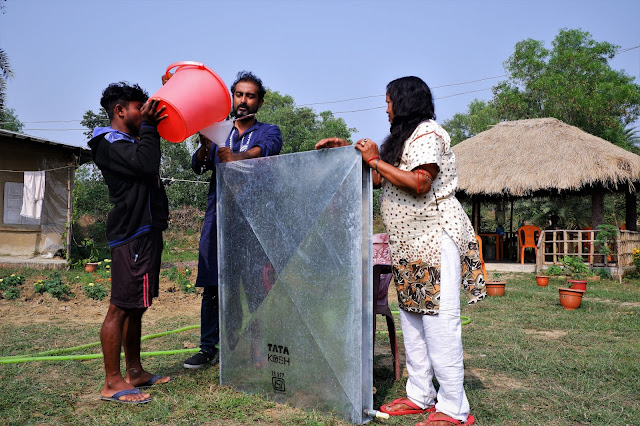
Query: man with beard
[
  {"left": 89, "top": 82, "right": 171, "bottom": 403},
  {"left": 183, "top": 71, "right": 283, "bottom": 369}
]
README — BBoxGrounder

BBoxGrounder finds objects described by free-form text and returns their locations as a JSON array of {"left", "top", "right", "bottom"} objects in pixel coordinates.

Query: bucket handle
[{"left": 165, "top": 61, "right": 205, "bottom": 79}]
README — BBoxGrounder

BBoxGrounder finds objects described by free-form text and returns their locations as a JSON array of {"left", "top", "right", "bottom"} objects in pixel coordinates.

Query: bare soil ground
[
  {"left": 0, "top": 262, "right": 202, "bottom": 328},
  {"left": 0, "top": 262, "right": 402, "bottom": 373}
]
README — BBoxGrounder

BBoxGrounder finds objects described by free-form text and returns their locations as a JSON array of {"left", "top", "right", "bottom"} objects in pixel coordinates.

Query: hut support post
[
  {"left": 625, "top": 189, "right": 637, "bottom": 231},
  {"left": 591, "top": 190, "right": 604, "bottom": 229},
  {"left": 509, "top": 200, "right": 514, "bottom": 234},
  {"left": 471, "top": 197, "right": 481, "bottom": 232}
]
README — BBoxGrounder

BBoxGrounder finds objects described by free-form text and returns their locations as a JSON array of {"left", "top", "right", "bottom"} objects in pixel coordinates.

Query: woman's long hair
[{"left": 380, "top": 76, "right": 435, "bottom": 166}]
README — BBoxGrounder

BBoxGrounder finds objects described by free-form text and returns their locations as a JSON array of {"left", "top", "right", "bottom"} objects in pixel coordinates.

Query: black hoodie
[{"left": 88, "top": 122, "right": 169, "bottom": 248}]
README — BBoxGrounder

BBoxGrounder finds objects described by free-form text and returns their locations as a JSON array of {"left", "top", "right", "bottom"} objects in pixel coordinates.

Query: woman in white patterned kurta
[
  {"left": 380, "top": 117, "right": 485, "bottom": 315},
  {"left": 317, "top": 76, "right": 484, "bottom": 426}
]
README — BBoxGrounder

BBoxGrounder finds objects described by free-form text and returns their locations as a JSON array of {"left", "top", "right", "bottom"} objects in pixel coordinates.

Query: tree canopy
[
  {"left": 443, "top": 28, "right": 640, "bottom": 149},
  {"left": 443, "top": 100, "right": 499, "bottom": 145},
  {"left": 81, "top": 108, "right": 109, "bottom": 140},
  {"left": 0, "top": 107, "right": 22, "bottom": 132},
  {"left": 257, "top": 89, "right": 355, "bottom": 154},
  {"left": 0, "top": 3, "right": 11, "bottom": 112},
  {"left": 0, "top": 48, "right": 13, "bottom": 113}
]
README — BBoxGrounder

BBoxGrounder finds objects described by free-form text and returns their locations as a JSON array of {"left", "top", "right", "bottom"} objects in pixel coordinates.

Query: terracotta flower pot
[
  {"left": 536, "top": 275, "right": 550, "bottom": 287},
  {"left": 558, "top": 287, "right": 586, "bottom": 310},
  {"left": 567, "top": 279, "right": 587, "bottom": 292},
  {"left": 485, "top": 281, "right": 506, "bottom": 296},
  {"left": 84, "top": 262, "right": 99, "bottom": 273}
]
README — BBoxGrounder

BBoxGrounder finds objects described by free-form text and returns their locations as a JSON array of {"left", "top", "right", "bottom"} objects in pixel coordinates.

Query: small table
[{"left": 479, "top": 233, "right": 504, "bottom": 260}]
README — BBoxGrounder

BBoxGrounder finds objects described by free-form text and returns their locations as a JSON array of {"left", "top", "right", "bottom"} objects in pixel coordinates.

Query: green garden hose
[
  {"left": 0, "top": 325, "right": 201, "bottom": 364},
  {"left": 2, "top": 314, "right": 472, "bottom": 363},
  {"left": 0, "top": 348, "right": 202, "bottom": 365}
]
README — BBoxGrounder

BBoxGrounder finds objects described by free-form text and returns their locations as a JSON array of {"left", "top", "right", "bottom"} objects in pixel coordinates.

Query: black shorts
[{"left": 110, "top": 228, "right": 163, "bottom": 309}]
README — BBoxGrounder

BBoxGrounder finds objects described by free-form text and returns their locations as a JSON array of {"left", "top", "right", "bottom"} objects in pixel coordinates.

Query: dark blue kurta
[{"left": 192, "top": 120, "right": 283, "bottom": 287}]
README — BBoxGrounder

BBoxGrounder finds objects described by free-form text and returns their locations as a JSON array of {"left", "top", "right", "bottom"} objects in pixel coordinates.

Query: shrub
[
  {"left": 161, "top": 266, "right": 197, "bottom": 294},
  {"left": 595, "top": 224, "right": 619, "bottom": 258},
  {"left": 559, "top": 255, "right": 590, "bottom": 278},
  {"left": 4, "top": 286, "right": 21, "bottom": 300},
  {"left": 33, "top": 280, "right": 46, "bottom": 294},
  {"left": 0, "top": 274, "right": 25, "bottom": 290},
  {"left": 73, "top": 237, "right": 100, "bottom": 266},
  {"left": 633, "top": 248, "right": 640, "bottom": 270},
  {"left": 83, "top": 282, "right": 108, "bottom": 301},
  {"left": 545, "top": 265, "right": 563, "bottom": 275},
  {"left": 0, "top": 274, "right": 25, "bottom": 299},
  {"left": 594, "top": 268, "right": 611, "bottom": 279},
  {"left": 34, "top": 273, "right": 74, "bottom": 301},
  {"left": 491, "top": 272, "right": 504, "bottom": 281}
]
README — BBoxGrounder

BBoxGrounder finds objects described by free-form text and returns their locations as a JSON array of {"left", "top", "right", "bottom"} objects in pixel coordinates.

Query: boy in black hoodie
[{"left": 89, "top": 82, "right": 169, "bottom": 404}]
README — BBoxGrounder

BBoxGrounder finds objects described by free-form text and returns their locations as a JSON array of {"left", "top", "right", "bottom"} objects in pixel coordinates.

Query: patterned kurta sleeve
[{"left": 402, "top": 122, "right": 445, "bottom": 171}]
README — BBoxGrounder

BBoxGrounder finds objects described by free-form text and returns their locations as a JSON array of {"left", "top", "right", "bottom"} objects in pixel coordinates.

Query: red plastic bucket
[{"left": 152, "top": 61, "right": 231, "bottom": 143}]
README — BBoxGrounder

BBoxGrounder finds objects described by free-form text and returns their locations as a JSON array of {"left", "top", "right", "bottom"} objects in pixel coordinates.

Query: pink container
[{"left": 152, "top": 61, "right": 231, "bottom": 143}]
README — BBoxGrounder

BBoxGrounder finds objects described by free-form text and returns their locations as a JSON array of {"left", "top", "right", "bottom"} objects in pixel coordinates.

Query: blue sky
[{"left": 1, "top": 0, "right": 639, "bottom": 148}]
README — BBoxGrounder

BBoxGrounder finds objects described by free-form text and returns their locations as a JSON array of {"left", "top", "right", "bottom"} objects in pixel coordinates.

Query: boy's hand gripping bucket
[{"left": 152, "top": 61, "right": 231, "bottom": 143}]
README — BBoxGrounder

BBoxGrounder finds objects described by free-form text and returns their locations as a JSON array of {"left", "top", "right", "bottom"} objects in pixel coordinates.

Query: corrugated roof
[{"left": 0, "top": 128, "right": 91, "bottom": 164}]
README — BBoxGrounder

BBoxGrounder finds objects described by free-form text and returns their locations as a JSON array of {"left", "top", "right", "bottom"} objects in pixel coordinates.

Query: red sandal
[
  {"left": 379, "top": 398, "right": 436, "bottom": 416},
  {"left": 415, "top": 412, "right": 475, "bottom": 425}
]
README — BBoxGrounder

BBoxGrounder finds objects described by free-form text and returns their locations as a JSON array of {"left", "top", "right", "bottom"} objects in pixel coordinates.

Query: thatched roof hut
[
  {"left": 452, "top": 118, "right": 640, "bottom": 230},
  {"left": 453, "top": 117, "right": 640, "bottom": 197}
]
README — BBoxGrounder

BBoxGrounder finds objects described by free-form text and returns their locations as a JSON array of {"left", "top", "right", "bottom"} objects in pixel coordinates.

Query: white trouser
[{"left": 401, "top": 231, "right": 470, "bottom": 421}]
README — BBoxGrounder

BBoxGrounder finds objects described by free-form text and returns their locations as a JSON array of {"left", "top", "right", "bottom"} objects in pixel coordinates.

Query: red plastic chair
[
  {"left": 372, "top": 233, "right": 400, "bottom": 381},
  {"left": 518, "top": 226, "right": 541, "bottom": 264}
]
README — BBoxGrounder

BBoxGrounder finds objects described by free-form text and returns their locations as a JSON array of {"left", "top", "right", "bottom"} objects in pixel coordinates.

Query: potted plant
[
  {"left": 558, "top": 287, "right": 586, "bottom": 310},
  {"left": 77, "top": 237, "right": 100, "bottom": 272},
  {"left": 84, "top": 262, "right": 99, "bottom": 272},
  {"left": 485, "top": 272, "right": 506, "bottom": 296},
  {"left": 560, "top": 255, "right": 590, "bottom": 292},
  {"left": 535, "top": 274, "right": 550, "bottom": 287}
]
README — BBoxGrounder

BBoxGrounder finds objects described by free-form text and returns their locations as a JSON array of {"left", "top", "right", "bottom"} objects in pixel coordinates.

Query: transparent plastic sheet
[
  {"left": 217, "top": 146, "right": 373, "bottom": 423},
  {"left": 37, "top": 156, "right": 69, "bottom": 256}
]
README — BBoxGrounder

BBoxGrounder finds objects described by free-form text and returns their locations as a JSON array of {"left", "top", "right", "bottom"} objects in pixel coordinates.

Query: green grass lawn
[{"left": 0, "top": 271, "right": 638, "bottom": 425}]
